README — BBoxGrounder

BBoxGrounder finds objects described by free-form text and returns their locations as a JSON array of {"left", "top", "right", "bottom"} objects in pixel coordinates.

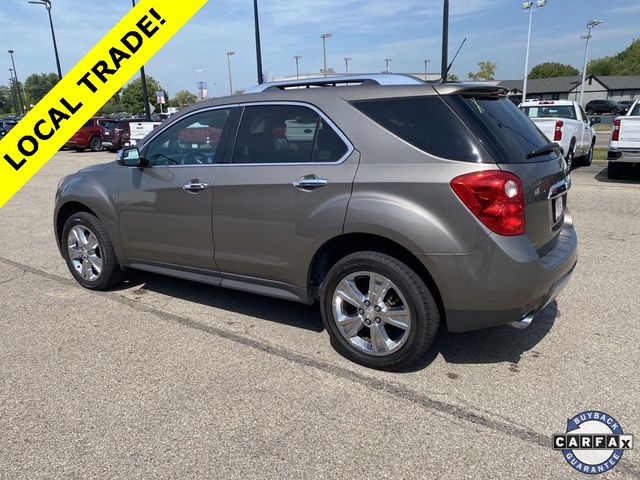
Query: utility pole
[
  {"left": 28, "top": 0, "right": 63, "bottom": 80},
  {"left": 132, "top": 0, "right": 151, "bottom": 119},
  {"left": 579, "top": 20, "right": 603, "bottom": 106},
  {"left": 385, "top": 58, "right": 392, "bottom": 73},
  {"left": 9, "top": 69, "right": 20, "bottom": 115},
  {"left": 227, "top": 51, "right": 235, "bottom": 95},
  {"left": 424, "top": 59, "right": 431, "bottom": 81},
  {"left": 321, "top": 33, "right": 332, "bottom": 77},
  {"left": 441, "top": 0, "right": 449, "bottom": 82},
  {"left": 344, "top": 57, "right": 352, "bottom": 74},
  {"left": 8, "top": 51, "right": 24, "bottom": 114},
  {"left": 294, "top": 56, "right": 302, "bottom": 79},
  {"left": 253, "top": 0, "right": 264, "bottom": 84}
]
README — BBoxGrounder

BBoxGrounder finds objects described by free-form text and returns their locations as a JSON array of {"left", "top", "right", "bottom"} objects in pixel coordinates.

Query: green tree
[
  {"left": 24, "top": 73, "right": 59, "bottom": 105},
  {"left": 447, "top": 73, "right": 459, "bottom": 82},
  {"left": 0, "top": 85, "right": 13, "bottom": 114},
  {"left": 529, "top": 62, "right": 579, "bottom": 79},
  {"left": 588, "top": 39, "right": 640, "bottom": 75},
  {"left": 170, "top": 90, "right": 198, "bottom": 108},
  {"left": 120, "top": 75, "right": 168, "bottom": 115},
  {"left": 468, "top": 61, "right": 496, "bottom": 81}
]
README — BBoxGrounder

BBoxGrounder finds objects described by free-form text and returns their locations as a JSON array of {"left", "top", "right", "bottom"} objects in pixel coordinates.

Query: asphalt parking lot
[{"left": 0, "top": 150, "right": 639, "bottom": 479}]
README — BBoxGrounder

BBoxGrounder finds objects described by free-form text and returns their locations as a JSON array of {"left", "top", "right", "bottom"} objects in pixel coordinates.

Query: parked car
[
  {"left": 54, "top": 75, "right": 577, "bottom": 370},
  {"left": 608, "top": 99, "right": 640, "bottom": 179},
  {"left": 618, "top": 100, "right": 635, "bottom": 114},
  {"left": 65, "top": 117, "right": 112, "bottom": 152},
  {"left": 585, "top": 99, "right": 626, "bottom": 116},
  {"left": 0, "top": 119, "right": 17, "bottom": 138},
  {"left": 102, "top": 119, "right": 161, "bottom": 151},
  {"left": 520, "top": 100, "right": 597, "bottom": 169}
]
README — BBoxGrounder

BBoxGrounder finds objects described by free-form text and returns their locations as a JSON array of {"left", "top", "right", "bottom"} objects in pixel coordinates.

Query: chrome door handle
[
  {"left": 183, "top": 182, "right": 208, "bottom": 193},
  {"left": 293, "top": 175, "right": 329, "bottom": 190}
]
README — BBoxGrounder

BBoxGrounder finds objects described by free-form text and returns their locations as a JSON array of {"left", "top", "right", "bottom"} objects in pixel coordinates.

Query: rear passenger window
[
  {"left": 232, "top": 105, "right": 348, "bottom": 164},
  {"left": 352, "top": 97, "right": 483, "bottom": 162}
]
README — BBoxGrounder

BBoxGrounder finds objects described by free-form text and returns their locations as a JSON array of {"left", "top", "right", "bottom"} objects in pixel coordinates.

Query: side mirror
[
  {"left": 117, "top": 147, "right": 145, "bottom": 167},
  {"left": 589, "top": 116, "right": 601, "bottom": 126}
]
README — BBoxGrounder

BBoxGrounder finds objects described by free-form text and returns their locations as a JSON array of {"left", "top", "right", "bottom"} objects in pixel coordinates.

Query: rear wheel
[
  {"left": 89, "top": 136, "right": 102, "bottom": 152},
  {"left": 320, "top": 251, "right": 440, "bottom": 371},
  {"left": 62, "top": 212, "right": 124, "bottom": 290},
  {"left": 582, "top": 140, "right": 595, "bottom": 167},
  {"left": 566, "top": 140, "right": 576, "bottom": 170}
]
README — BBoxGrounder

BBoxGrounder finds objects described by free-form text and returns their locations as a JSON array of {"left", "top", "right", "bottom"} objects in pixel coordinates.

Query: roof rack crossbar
[{"left": 245, "top": 74, "right": 425, "bottom": 93}]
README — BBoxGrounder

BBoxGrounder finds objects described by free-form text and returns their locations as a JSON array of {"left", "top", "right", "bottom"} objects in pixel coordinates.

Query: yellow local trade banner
[{"left": 0, "top": 0, "right": 208, "bottom": 208}]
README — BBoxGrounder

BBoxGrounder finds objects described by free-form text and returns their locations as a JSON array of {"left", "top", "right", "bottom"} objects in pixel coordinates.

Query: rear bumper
[
  {"left": 418, "top": 211, "right": 578, "bottom": 333},
  {"left": 608, "top": 149, "right": 640, "bottom": 164}
]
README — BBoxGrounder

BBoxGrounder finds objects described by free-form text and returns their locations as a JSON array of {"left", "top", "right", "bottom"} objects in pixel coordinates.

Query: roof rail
[{"left": 245, "top": 74, "right": 425, "bottom": 93}]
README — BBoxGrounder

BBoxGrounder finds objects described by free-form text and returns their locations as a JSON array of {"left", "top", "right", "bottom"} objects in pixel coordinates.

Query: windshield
[
  {"left": 631, "top": 104, "right": 640, "bottom": 117},
  {"left": 521, "top": 105, "right": 577, "bottom": 120}
]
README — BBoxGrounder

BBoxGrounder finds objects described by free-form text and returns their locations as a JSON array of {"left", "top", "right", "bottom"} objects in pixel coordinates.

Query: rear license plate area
[{"left": 552, "top": 194, "right": 566, "bottom": 223}]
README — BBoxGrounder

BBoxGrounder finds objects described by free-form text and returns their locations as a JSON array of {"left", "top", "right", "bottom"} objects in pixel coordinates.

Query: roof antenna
[{"left": 442, "top": 38, "right": 466, "bottom": 82}]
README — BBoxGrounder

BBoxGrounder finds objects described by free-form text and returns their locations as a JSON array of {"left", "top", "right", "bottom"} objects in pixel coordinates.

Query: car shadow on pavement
[
  {"left": 594, "top": 165, "right": 640, "bottom": 183},
  {"left": 120, "top": 270, "right": 324, "bottom": 333},
  {"left": 410, "top": 302, "right": 558, "bottom": 371},
  {"left": 114, "top": 271, "right": 557, "bottom": 369}
]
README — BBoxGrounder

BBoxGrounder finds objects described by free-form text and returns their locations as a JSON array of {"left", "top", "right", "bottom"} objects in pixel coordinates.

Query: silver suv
[{"left": 54, "top": 75, "right": 578, "bottom": 370}]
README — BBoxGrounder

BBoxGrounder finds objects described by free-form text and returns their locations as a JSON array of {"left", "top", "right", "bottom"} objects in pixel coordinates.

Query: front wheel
[
  {"left": 320, "top": 252, "right": 440, "bottom": 371},
  {"left": 62, "top": 212, "right": 124, "bottom": 290},
  {"left": 586, "top": 109, "right": 594, "bottom": 116}
]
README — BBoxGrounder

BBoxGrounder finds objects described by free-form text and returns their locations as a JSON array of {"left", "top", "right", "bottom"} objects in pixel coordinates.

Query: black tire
[
  {"left": 566, "top": 140, "right": 576, "bottom": 170},
  {"left": 320, "top": 251, "right": 440, "bottom": 371},
  {"left": 89, "top": 136, "right": 102, "bottom": 152},
  {"left": 607, "top": 162, "right": 621, "bottom": 179},
  {"left": 62, "top": 212, "right": 124, "bottom": 290},
  {"left": 586, "top": 109, "right": 594, "bottom": 116}
]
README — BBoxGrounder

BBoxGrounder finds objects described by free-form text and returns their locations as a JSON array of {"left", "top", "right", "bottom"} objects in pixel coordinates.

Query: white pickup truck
[
  {"left": 520, "top": 100, "right": 597, "bottom": 169},
  {"left": 608, "top": 99, "right": 640, "bottom": 179}
]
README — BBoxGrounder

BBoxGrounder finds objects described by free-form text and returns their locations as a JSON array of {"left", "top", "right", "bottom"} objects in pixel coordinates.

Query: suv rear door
[{"left": 211, "top": 103, "right": 359, "bottom": 294}]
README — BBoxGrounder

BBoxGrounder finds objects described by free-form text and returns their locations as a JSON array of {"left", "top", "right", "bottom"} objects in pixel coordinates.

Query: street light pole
[
  {"left": 344, "top": 57, "right": 352, "bottom": 74},
  {"left": 321, "top": 33, "right": 332, "bottom": 77},
  {"left": 253, "top": 0, "right": 264, "bottom": 84},
  {"left": 28, "top": 0, "right": 63, "bottom": 80},
  {"left": 131, "top": 0, "right": 151, "bottom": 119},
  {"left": 385, "top": 58, "right": 392, "bottom": 73},
  {"left": 424, "top": 59, "right": 431, "bottom": 81},
  {"left": 521, "top": 1, "right": 548, "bottom": 103},
  {"left": 579, "top": 20, "right": 602, "bottom": 106},
  {"left": 8, "top": 50, "right": 24, "bottom": 114},
  {"left": 8, "top": 68, "right": 20, "bottom": 115},
  {"left": 294, "top": 56, "right": 302, "bottom": 79},
  {"left": 226, "top": 51, "right": 235, "bottom": 95}
]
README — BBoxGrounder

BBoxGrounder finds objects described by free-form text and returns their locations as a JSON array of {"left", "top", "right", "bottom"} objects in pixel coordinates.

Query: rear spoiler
[{"left": 434, "top": 84, "right": 508, "bottom": 98}]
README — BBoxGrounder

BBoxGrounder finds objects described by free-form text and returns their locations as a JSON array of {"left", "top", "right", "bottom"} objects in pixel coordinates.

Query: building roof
[
  {"left": 499, "top": 75, "right": 640, "bottom": 94},
  {"left": 594, "top": 75, "right": 640, "bottom": 90}
]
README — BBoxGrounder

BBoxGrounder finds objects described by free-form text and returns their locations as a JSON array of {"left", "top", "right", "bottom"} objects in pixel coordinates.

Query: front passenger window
[{"left": 145, "top": 108, "right": 232, "bottom": 166}]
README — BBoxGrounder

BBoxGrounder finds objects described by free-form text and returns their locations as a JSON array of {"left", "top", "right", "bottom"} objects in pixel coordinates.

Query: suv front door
[
  {"left": 212, "top": 103, "right": 359, "bottom": 298},
  {"left": 118, "top": 107, "right": 235, "bottom": 272}
]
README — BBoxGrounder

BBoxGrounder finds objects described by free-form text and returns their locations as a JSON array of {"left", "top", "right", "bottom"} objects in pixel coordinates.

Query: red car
[{"left": 65, "top": 117, "right": 113, "bottom": 152}]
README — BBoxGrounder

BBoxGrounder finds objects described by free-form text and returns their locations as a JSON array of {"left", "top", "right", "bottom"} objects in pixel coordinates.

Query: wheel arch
[
  {"left": 55, "top": 201, "right": 101, "bottom": 255},
  {"left": 307, "top": 232, "right": 444, "bottom": 318}
]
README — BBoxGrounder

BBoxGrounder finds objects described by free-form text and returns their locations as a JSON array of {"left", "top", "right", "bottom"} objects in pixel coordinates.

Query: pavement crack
[{"left": 1, "top": 255, "right": 638, "bottom": 479}]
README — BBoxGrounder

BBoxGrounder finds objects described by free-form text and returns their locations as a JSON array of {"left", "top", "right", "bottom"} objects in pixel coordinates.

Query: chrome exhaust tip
[{"left": 510, "top": 312, "right": 535, "bottom": 330}]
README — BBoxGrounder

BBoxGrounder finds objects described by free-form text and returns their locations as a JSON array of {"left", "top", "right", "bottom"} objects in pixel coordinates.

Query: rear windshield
[
  {"left": 521, "top": 105, "right": 576, "bottom": 120},
  {"left": 631, "top": 104, "right": 640, "bottom": 117},
  {"left": 447, "top": 95, "right": 556, "bottom": 163},
  {"left": 352, "top": 97, "right": 484, "bottom": 162}
]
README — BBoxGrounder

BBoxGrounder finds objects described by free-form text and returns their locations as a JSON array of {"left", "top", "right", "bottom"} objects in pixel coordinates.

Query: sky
[{"left": 0, "top": 0, "right": 638, "bottom": 97}]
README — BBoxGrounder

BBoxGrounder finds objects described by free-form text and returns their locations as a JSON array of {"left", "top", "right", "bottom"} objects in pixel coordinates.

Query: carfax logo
[{"left": 553, "top": 411, "right": 634, "bottom": 474}]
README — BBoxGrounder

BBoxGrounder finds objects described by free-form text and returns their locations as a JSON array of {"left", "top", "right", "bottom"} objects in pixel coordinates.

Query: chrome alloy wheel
[
  {"left": 332, "top": 271, "right": 412, "bottom": 356},
  {"left": 67, "top": 225, "right": 103, "bottom": 281}
]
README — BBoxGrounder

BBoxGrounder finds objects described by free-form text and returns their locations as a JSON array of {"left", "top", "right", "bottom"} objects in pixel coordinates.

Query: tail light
[
  {"left": 450, "top": 171, "right": 525, "bottom": 236},
  {"left": 612, "top": 119, "right": 621, "bottom": 142},
  {"left": 554, "top": 120, "right": 563, "bottom": 142}
]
